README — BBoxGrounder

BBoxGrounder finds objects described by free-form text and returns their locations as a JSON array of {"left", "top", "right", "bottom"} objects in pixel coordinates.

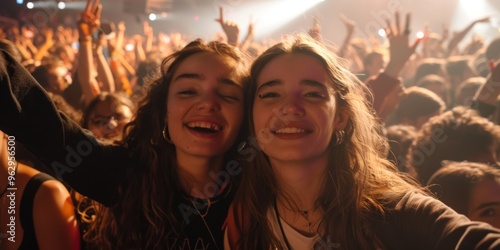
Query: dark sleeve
[
  {"left": 470, "top": 99, "right": 496, "bottom": 118},
  {"left": 374, "top": 191, "right": 500, "bottom": 250},
  {"left": 365, "top": 73, "right": 401, "bottom": 114},
  {"left": 0, "top": 49, "right": 132, "bottom": 207}
]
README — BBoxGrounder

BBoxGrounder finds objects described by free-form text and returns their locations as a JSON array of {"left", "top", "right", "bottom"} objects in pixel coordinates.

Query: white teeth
[
  {"left": 274, "top": 127, "right": 306, "bottom": 134},
  {"left": 186, "top": 121, "right": 222, "bottom": 131}
]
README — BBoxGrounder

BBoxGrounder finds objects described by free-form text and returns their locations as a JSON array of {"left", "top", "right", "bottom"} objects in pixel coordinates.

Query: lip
[
  {"left": 184, "top": 118, "right": 225, "bottom": 138},
  {"left": 270, "top": 125, "right": 312, "bottom": 140}
]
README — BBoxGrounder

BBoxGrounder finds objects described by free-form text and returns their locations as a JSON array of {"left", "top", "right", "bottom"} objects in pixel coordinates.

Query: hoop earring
[
  {"left": 162, "top": 125, "right": 173, "bottom": 144},
  {"left": 333, "top": 130, "right": 345, "bottom": 146},
  {"left": 237, "top": 141, "right": 247, "bottom": 152}
]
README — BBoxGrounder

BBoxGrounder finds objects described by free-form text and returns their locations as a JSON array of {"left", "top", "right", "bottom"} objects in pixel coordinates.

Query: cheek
[
  {"left": 252, "top": 105, "right": 268, "bottom": 132},
  {"left": 88, "top": 125, "right": 104, "bottom": 137}
]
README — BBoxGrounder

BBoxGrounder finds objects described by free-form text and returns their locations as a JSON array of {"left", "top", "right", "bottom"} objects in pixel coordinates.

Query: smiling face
[
  {"left": 468, "top": 178, "right": 500, "bottom": 228},
  {"left": 166, "top": 52, "right": 244, "bottom": 159},
  {"left": 253, "top": 53, "right": 347, "bottom": 165}
]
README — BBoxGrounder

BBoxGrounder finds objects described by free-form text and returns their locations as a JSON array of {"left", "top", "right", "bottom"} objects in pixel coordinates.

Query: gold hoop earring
[
  {"left": 162, "top": 125, "right": 173, "bottom": 144},
  {"left": 333, "top": 130, "right": 345, "bottom": 146}
]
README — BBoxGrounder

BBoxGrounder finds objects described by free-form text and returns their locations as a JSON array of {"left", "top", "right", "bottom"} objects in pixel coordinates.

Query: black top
[
  {"left": 0, "top": 50, "right": 234, "bottom": 249},
  {"left": 19, "top": 172, "right": 55, "bottom": 250}
]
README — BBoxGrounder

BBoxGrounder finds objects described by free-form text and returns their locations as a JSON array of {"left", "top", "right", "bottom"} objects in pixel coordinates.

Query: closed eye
[
  {"left": 258, "top": 92, "right": 279, "bottom": 99},
  {"left": 220, "top": 94, "right": 240, "bottom": 102},
  {"left": 178, "top": 90, "right": 197, "bottom": 95},
  {"left": 304, "top": 92, "right": 325, "bottom": 98}
]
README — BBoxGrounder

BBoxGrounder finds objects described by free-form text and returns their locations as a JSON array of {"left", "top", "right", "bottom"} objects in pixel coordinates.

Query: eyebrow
[
  {"left": 174, "top": 73, "right": 241, "bottom": 88},
  {"left": 257, "top": 79, "right": 327, "bottom": 92},
  {"left": 474, "top": 202, "right": 500, "bottom": 211}
]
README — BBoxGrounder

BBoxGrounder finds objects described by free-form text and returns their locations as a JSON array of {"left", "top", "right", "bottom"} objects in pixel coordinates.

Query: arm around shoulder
[{"left": 377, "top": 191, "right": 500, "bottom": 249}]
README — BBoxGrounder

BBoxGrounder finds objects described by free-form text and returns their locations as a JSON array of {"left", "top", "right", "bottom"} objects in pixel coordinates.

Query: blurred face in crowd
[
  {"left": 468, "top": 178, "right": 500, "bottom": 229},
  {"left": 47, "top": 66, "right": 71, "bottom": 95},
  {"left": 87, "top": 99, "right": 133, "bottom": 141}
]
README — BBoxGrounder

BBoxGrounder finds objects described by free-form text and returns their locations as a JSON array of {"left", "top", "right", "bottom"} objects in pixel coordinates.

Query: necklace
[
  {"left": 189, "top": 197, "right": 220, "bottom": 250},
  {"left": 274, "top": 199, "right": 293, "bottom": 250},
  {"left": 190, "top": 198, "right": 211, "bottom": 218},
  {"left": 278, "top": 199, "right": 320, "bottom": 233}
]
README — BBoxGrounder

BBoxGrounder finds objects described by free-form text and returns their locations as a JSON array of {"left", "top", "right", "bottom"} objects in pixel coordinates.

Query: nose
[
  {"left": 102, "top": 117, "right": 118, "bottom": 131},
  {"left": 280, "top": 98, "right": 305, "bottom": 117},
  {"left": 196, "top": 92, "right": 221, "bottom": 112}
]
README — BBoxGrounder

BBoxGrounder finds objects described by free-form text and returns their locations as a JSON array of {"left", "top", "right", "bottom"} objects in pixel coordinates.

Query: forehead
[
  {"left": 173, "top": 52, "right": 240, "bottom": 80},
  {"left": 90, "top": 99, "right": 131, "bottom": 116},
  {"left": 257, "top": 53, "right": 331, "bottom": 86}
]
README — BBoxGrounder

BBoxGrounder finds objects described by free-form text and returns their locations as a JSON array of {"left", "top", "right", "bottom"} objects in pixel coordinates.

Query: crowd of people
[{"left": 1, "top": 0, "right": 500, "bottom": 249}]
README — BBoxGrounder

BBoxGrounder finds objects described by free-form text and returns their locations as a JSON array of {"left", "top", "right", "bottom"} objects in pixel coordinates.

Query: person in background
[{"left": 428, "top": 161, "right": 500, "bottom": 229}]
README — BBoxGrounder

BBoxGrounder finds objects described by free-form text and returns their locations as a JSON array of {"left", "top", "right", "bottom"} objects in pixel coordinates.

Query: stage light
[
  {"left": 58, "top": 2, "right": 66, "bottom": 10},
  {"left": 242, "top": 0, "right": 326, "bottom": 37},
  {"left": 378, "top": 28, "right": 386, "bottom": 37},
  {"left": 416, "top": 31, "right": 424, "bottom": 39},
  {"left": 149, "top": 13, "right": 157, "bottom": 21},
  {"left": 26, "top": 2, "right": 34, "bottom": 9},
  {"left": 16, "top": 0, "right": 23, "bottom": 5}
]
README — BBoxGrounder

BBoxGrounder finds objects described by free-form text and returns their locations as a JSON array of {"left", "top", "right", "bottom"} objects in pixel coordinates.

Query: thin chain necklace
[
  {"left": 277, "top": 198, "right": 320, "bottom": 233},
  {"left": 189, "top": 198, "right": 220, "bottom": 250},
  {"left": 183, "top": 179, "right": 231, "bottom": 250}
]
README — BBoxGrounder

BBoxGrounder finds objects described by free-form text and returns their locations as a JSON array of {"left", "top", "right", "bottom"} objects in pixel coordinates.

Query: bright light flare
[
  {"left": 125, "top": 43, "right": 134, "bottom": 52},
  {"left": 26, "top": 2, "right": 34, "bottom": 9},
  {"left": 246, "top": 0, "right": 325, "bottom": 38},
  {"left": 416, "top": 31, "right": 425, "bottom": 39},
  {"left": 378, "top": 28, "right": 386, "bottom": 37},
  {"left": 58, "top": 2, "right": 66, "bottom": 10},
  {"left": 149, "top": 13, "right": 157, "bottom": 21}
]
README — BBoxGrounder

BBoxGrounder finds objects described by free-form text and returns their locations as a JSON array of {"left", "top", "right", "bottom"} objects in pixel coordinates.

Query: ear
[{"left": 334, "top": 107, "right": 350, "bottom": 131}]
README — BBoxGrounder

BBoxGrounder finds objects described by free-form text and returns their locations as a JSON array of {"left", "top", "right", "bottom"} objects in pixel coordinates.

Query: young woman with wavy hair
[
  {"left": 225, "top": 33, "right": 500, "bottom": 249},
  {"left": 0, "top": 37, "right": 249, "bottom": 249}
]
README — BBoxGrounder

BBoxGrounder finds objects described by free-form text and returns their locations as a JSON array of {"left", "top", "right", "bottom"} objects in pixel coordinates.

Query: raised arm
[
  {"left": 77, "top": 0, "right": 102, "bottom": 105},
  {"left": 471, "top": 59, "right": 500, "bottom": 117},
  {"left": 0, "top": 50, "right": 130, "bottom": 206},
  {"left": 446, "top": 16, "right": 490, "bottom": 57},
  {"left": 338, "top": 13, "right": 356, "bottom": 58},
  {"left": 94, "top": 33, "right": 115, "bottom": 93},
  {"left": 215, "top": 7, "right": 240, "bottom": 47},
  {"left": 366, "top": 12, "right": 421, "bottom": 119}
]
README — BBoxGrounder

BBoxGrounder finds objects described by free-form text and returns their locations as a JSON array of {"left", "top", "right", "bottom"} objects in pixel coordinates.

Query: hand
[
  {"left": 143, "top": 21, "right": 153, "bottom": 36},
  {"left": 308, "top": 16, "right": 321, "bottom": 42},
  {"left": 78, "top": 0, "right": 102, "bottom": 37},
  {"left": 215, "top": 6, "right": 240, "bottom": 46},
  {"left": 491, "top": 59, "right": 500, "bottom": 83},
  {"left": 43, "top": 28, "right": 55, "bottom": 46},
  {"left": 473, "top": 16, "right": 491, "bottom": 25},
  {"left": 339, "top": 13, "right": 356, "bottom": 33},
  {"left": 117, "top": 21, "right": 126, "bottom": 32},
  {"left": 384, "top": 12, "right": 422, "bottom": 79}
]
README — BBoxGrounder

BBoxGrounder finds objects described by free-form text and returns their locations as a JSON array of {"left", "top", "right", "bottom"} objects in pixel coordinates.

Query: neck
[
  {"left": 176, "top": 152, "right": 225, "bottom": 199},
  {"left": 272, "top": 154, "right": 329, "bottom": 211}
]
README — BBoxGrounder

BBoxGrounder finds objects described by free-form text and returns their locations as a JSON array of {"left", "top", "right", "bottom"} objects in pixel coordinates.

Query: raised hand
[
  {"left": 339, "top": 13, "right": 356, "bottom": 33},
  {"left": 308, "top": 16, "right": 321, "bottom": 42},
  {"left": 215, "top": 6, "right": 240, "bottom": 46},
  {"left": 384, "top": 12, "right": 421, "bottom": 79},
  {"left": 78, "top": 0, "right": 102, "bottom": 38}
]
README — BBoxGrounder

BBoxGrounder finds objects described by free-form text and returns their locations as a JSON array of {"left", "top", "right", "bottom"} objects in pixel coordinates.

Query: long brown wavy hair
[
  {"left": 232, "top": 34, "right": 421, "bottom": 249},
  {"left": 85, "top": 39, "right": 249, "bottom": 249}
]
